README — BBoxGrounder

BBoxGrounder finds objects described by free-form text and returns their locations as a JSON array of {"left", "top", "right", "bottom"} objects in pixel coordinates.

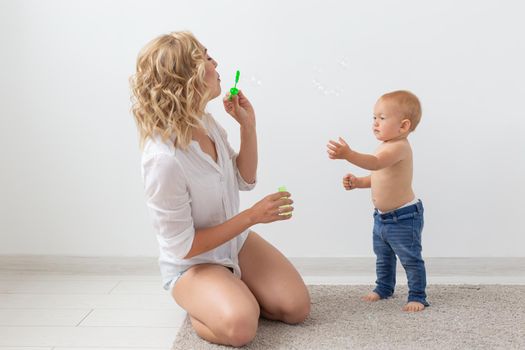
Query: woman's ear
[{"left": 400, "top": 119, "right": 411, "bottom": 133}]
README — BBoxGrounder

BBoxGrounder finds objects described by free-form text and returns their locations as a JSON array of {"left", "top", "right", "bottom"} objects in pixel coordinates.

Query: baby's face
[{"left": 372, "top": 99, "right": 406, "bottom": 141}]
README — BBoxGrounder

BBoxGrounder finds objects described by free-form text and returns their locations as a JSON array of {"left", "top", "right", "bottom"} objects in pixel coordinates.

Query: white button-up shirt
[{"left": 141, "top": 114, "right": 256, "bottom": 289}]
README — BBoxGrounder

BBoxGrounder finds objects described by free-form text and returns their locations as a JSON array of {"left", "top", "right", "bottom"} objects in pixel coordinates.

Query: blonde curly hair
[{"left": 130, "top": 31, "right": 211, "bottom": 149}]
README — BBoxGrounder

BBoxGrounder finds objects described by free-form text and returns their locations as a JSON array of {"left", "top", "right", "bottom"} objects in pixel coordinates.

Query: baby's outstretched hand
[
  {"left": 343, "top": 173, "right": 357, "bottom": 190},
  {"left": 327, "top": 137, "right": 352, "bottom": 160}
]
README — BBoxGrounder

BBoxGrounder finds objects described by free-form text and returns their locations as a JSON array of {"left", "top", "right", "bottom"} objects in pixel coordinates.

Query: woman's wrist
[
  {"left": 242, "top": 207, "right": 257, "bottom": 226},
  {"left": 240, "top": 122, "right": 256, "bottom": 133}
]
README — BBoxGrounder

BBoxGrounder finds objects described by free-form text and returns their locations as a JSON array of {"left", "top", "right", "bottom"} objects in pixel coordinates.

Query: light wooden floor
[{"left": 0, "top": 257, "right": 524, "bottom": 349}]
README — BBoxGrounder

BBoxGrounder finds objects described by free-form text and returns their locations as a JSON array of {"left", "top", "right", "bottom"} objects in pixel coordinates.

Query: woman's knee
[
  {"left": 221, "top": 311, "right": 259, "bottom": 347},
  {"left": 281, "top": 295, "right": 311, "bottom": 324},
  {"left": 268, "top": 288, "right": 310, "bottom": 324}
]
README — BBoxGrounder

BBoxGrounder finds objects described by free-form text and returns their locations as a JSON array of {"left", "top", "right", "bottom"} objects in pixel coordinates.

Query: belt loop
[{"left": 392, "top": 208, "right": 399, "bottom": 221}]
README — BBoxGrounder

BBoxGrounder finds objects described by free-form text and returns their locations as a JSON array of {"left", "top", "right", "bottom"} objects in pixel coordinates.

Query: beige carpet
[{"left": 172, "top": 285, "right": 525, "bottom": 349}]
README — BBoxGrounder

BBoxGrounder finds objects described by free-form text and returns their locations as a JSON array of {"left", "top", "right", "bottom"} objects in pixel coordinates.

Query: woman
[{"left": 130, "top": 31, "right": 310, "bottom": 347}]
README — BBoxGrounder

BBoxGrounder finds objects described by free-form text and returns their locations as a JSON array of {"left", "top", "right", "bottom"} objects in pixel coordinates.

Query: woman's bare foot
[
  {"left": 362, "top": 291, "right": 381, "bottom": 302},
  {"left": 403, "top": 301, "right": 425, "bottom": 312}
]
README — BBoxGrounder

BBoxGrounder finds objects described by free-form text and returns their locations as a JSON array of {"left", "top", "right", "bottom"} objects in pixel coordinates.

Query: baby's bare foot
[
  {"left": 362, "top": 291, "right": 381, "bottom": 302},
  {"left": 403, "top": 301, "right": 425, "bottom": 312}
]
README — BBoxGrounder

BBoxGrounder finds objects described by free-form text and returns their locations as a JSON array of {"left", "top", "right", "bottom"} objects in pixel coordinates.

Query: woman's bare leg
[
  {"left": 238, "top": 232, "right": 310, "bottom": 324},
  {"left": 172, "top": 264, "right": 260, "bottom": 347}
]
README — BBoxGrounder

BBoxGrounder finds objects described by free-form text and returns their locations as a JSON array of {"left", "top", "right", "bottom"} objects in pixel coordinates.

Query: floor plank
[{"left": 0, "top": 309, "right": 91, "bottom": 326}]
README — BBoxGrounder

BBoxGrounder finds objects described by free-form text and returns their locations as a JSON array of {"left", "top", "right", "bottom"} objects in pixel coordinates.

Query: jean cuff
[
  {"left": 373, "top": 287, "right": 393, "bottom": 300},
  {"left": 408, "top": 298, "right": 430, "bottom": 307}
]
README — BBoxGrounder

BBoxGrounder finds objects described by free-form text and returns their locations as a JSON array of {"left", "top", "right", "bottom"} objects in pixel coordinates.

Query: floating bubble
[
  {"left": 248, "top": 76, "right": 263, "bottom": 86},
  {"left": 312, "top": 62, "right": 345, "bottom": 97},
  {"left": 338, "top": 57, "right": 349, "bottom": 69}
]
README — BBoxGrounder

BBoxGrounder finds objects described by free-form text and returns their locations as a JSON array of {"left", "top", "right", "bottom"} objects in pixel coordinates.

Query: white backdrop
[{"left": 1, "top": 0, "right": 524, "bottom": 257}]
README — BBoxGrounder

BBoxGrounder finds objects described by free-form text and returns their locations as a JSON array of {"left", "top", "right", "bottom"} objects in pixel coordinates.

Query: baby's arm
[
  {"left": 328, "top": 138, "right": 407, "bottom": 171},
  {"left": 343, "top": 173, "right": 371, "bottom": 190},
  {"left": 357, "top": 175, "right": 371, "bottom": 188}
]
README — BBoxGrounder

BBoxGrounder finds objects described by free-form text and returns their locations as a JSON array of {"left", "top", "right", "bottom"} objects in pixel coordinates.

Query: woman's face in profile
[{"left": 203, "top": 48, "right": 221, "bottom": 100}]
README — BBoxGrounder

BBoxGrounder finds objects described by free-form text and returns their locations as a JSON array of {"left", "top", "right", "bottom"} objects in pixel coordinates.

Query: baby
[{"left": 327, "top": 90, "right": 428, "bottom": 312}]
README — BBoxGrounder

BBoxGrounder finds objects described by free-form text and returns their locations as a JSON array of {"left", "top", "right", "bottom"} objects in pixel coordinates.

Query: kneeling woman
[{"left": 130, "top": 31, "right": 310, "bottom": 347}]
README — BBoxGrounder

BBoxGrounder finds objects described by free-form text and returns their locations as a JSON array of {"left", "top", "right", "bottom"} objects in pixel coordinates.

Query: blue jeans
[{"left": 372, "top": 200, "right": 429, "bottom": 306}]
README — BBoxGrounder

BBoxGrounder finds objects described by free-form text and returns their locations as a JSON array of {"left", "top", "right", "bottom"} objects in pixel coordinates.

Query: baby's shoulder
[{"left": 381, "top": 139, "right": 411, "bottom": 152}]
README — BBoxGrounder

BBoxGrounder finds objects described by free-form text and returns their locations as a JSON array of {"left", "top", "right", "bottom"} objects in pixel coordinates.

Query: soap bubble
[
  {"left": 312, "top": 61, "right": 346, "bottom": 97},
  {"left": 338, "top": 57, "right": 349, "bottom": 69},
  {"left": 249, "top": 76, "right": 263, "bottom": 86},
  {"left": 312, "top": 78, "right": 343, "bottom": 97},
  {"left": 312, "top": 79, "right": 326, "bottom": 92}
]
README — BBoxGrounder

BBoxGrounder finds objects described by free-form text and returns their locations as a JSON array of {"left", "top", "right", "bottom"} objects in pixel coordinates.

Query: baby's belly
[{"left": 372, "top": 187, "right": 415, "bottom": 212}]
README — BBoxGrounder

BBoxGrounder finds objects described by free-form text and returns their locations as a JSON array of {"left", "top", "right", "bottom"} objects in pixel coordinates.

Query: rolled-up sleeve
[
  {"left": 142, "top": 154, "right": 194, "bottom": 259},
  {"left": 232, "top": 154, "right": 256, "bottom": 191}
]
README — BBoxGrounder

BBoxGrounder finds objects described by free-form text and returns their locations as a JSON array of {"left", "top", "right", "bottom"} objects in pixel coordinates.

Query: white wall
[{"left": 1, "top": 0, "right": 524, "bottom": 257}]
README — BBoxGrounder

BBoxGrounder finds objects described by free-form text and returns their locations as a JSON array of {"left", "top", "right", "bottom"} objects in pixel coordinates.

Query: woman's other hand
[{"left": 248, "top": 191, "right": 294, "bottom": 224}]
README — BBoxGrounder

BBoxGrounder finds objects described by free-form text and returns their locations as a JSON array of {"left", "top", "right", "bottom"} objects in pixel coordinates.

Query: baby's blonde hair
[
  {"left": 130, "top": 31, "right": 210, "bottom": 149},
  {"left": 380, "top": 90, "right": 422, "bottom": 131}
]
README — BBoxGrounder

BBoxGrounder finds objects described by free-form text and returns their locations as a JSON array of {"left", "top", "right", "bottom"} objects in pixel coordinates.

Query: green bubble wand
[{"left": 229, "top": 70, "right": 240, "bottom": 100}]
